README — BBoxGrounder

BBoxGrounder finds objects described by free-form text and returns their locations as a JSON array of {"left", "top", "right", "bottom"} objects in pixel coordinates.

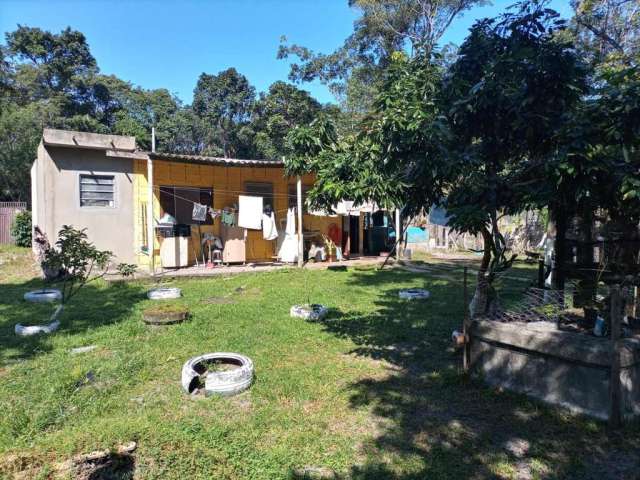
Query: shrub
[{"left": 10, "top": 210, "right": 32, "bottom": 247}]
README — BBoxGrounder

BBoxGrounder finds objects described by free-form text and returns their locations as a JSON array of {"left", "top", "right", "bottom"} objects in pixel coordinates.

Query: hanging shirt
[
  {"left": 238, "top": 195, "right": 263, "bottom": 230},
  {"left": 262, "top": 212, "right": 278, "bottom": 240},
  {"left": 192, "top": 203, "right": 208, "bottom": 222},
  {"left": 285, "top": 207, "right": 296, "bottom": 236},
  {"left": 221, "top": 210, "right": 236, "bottom": 226}
]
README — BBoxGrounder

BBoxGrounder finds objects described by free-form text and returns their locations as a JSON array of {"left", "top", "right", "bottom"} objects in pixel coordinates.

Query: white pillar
[
  {"left": 297, "top": 176, "right": 303, "bottom": 267},
  {"left": 147, "top": 128, "right": 156, "bottom": 275},
  {"left": 395, "top": 207, "right": 401, "bottom": 259}
]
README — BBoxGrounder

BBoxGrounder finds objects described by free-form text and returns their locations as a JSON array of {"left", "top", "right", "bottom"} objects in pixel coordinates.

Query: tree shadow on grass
[
  {"left": 0, "top": 278, "right": 145, "bottom": 365},
  {"left": 320, "top": 263, "right": 640, "bottom": 479}
]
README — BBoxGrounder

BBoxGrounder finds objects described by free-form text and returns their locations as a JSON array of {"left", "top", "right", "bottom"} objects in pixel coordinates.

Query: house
[{"left": 31, "top": 129, "right": 394, "bottom": 272}]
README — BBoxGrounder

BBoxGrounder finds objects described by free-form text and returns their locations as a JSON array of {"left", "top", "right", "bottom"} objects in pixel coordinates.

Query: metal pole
[
  {"left": 395, "top": 207, "right": 401, "bottom": 260},
  {"left": 147, "top": 127, "right": 156, "bottom": 275},
  {"left": 296, "top": 175, "right": 303, "bottom": 268},
  {"left": 609, "top": 285, "right": 622, "bottom": 428},
  {"left": 463, "top": 265, "right": 470, "bottom": 372}
]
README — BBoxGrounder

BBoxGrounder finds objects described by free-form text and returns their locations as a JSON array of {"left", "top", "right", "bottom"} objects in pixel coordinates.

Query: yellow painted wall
[{"left": 132, "top": 161, "right": 338, "bottom": 268}]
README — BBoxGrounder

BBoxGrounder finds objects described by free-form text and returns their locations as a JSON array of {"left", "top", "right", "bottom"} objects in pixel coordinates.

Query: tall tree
[
  {"left": 192, "top": 68, "right": 256, "bottom": 157},
  {"left": 278, "top": 0, "right": 486, "bottom": 113},
  {"left": 252, "top": 81, "right": 322, "bottom": 159}
]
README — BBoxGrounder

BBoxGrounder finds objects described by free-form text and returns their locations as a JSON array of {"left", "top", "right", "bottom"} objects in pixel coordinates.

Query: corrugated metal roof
[{"left": 149, "top": 151, "right": 284, "bottom": 168}]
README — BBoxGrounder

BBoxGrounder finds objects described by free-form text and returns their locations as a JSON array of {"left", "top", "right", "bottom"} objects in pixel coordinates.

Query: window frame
[
  {"left": 79, "top": 174, "right": 116, "bottom": 208},
  {"left": 159, "top": 185, "right": 214, "bottom": 225},
  {"left": 244, "top": 182, "right": 274, "bottom": 212}
]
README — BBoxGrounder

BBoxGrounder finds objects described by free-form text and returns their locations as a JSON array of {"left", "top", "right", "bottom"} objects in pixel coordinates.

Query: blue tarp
[{"left": 406, "top": 226, "right": 428, "bottom": 243}]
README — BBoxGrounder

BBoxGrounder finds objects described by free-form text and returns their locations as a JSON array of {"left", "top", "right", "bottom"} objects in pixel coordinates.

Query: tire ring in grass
[
  {"left": 181, "top": 352, "right": 254, "bottom": 396},
  {"left": 147, "top": 287, "right": 181, "bottom": 300},
  {"left": 23, "top": 289, "right": 62, "bottom": 303},
  {"left": 290, "top": 304, "right": 328, "bottom": 321},
  {"left": 399, "top": 288, "right": 430, "bottom": 300},
  {"left": 142, "top": 308, "right": 189, "bottom": 326}
]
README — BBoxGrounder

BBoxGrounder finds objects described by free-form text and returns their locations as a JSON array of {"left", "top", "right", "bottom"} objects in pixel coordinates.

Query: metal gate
[{"left": 0, "top": 201, "right": 27, "bottom": 244}]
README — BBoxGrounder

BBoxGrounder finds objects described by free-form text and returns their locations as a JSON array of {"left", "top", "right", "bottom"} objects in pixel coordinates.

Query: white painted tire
[
  {"left": 23, "top": 289, "right": 62, "bottom": 303},
  {"left": 147, "top": 287, "right": 181, "bottom": 300},
  {"left": 290, "top": 304, "right": 328, "bottom": 321},
  {"left": 399, "top": 289, "right": 430, "bottom": 300},
  {"left": 181, "top": 352, "right": 254, "bottom": 396}
]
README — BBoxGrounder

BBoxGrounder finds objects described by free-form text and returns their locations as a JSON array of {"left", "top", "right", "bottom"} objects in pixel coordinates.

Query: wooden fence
[{"left": 0, "top": 202, "right": 27, "bottom": 244}]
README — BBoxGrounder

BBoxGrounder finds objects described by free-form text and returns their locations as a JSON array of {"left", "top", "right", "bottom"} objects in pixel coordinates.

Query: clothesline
[
  {"left": 156, "top": 184, "right": 303, "bottom": 199},
  {"left": 154, "top": 186, "right": 300, "bottom": 219}
]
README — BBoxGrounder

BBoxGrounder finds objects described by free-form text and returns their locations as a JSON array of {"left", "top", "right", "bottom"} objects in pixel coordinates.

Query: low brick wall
[{"left": 470, "top": 319, "right": 640, "bottom": 420}]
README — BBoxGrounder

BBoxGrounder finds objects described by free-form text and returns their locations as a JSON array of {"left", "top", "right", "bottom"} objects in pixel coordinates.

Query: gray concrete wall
[
  {"left": 34, "top": 145, "right": 135, "bottom": 263},
  {"left": 470, "top": 320, "right": 640, "bottom": 421}
]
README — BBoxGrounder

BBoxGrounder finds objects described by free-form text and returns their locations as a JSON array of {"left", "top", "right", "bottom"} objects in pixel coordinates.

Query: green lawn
[{"left": 0, "top": 246, "right": 638, "bottom": 479}]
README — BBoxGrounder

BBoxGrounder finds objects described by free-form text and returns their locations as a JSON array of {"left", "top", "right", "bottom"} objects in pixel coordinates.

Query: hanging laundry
[
  {"left": 238, "top": 195, "right": 263, "bottom": 230},
  {"left": 285, "top": 207, "right": 296, "bottom": 236},
  {"left": 262, "top": 212, "right": 278, "bottom": 240},
  {"left": 278, "top": 207, "right": 298, "bottom": 263},
  {"left": 221, "top": 209, "right": 236, "bottom": 226},
  {"left": 192, "top": 203, "right": 207, "bottom": 222},
  {"left": 208, "top": 207, "right": 221, "bottom": 221}
]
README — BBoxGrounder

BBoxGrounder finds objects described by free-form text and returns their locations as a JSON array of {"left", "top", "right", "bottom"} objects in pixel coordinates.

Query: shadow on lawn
[
  {"left": 0, "top": 278, "right": 144, "bottom": 365},
  {"left": 319, "top": 264, "right": 640, "bottom": 480}
]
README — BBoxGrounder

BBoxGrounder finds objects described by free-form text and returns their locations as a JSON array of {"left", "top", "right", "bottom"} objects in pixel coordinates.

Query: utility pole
[{"left": 147, "top": 127, "right": 156, "bottom": 275}]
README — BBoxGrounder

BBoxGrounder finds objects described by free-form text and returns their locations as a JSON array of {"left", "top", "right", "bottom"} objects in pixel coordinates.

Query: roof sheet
[{"left": 149, "top": 151, "right": 284, "bottom": 168}]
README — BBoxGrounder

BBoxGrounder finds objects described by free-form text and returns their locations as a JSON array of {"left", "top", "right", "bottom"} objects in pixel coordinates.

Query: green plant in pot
[{"left": 322, "top": 235, "right": 336, "bottom": 262}]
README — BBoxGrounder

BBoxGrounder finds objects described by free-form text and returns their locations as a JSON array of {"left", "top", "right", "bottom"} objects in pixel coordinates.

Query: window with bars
[{"left": 79, "top": 175, "right": 115, "bottom": 207}]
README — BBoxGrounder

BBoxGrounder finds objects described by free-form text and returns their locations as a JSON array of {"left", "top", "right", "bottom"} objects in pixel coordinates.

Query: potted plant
[{"left": 322, "top": 235, "right": 337, "bottom": 262}]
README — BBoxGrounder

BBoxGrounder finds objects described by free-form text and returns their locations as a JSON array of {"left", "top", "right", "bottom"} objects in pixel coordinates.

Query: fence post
[
  {"left": 463, "top": 265, "right": 471, "bottom": 372},
  {"left": 609, "top": 285, "right": 622, "bottom": 429},
  {"left": 538, "top": 259, "right": 545, "bottom": 289}
]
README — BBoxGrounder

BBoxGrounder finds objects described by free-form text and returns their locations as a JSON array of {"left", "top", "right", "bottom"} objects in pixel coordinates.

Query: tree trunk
[
  {"left": 552, "top": 207, "right": 567, "bottom": 291},
  {"left": 469, "top": 227, "right": 493, "bottom": 318}
]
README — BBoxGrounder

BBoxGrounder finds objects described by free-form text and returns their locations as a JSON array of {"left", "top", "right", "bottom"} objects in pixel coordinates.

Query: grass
[{"left": 0, "top": 245, "right": 639, "bottom": 479}]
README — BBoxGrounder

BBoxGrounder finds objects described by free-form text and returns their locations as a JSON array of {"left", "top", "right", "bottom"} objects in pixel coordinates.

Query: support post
[
  {"left": 296, "top": 175, "right": 303, "bottom": 268},
  {"left": 146, "top": 127, "right": 156, "bottom": 276},
  {"left": 395, "top": 208, "right": 401, "bottom": 260},
  {"left": 609, "top": 285, "right": 622, "bottom": 428},
  {"left": 463, "top": 265, "right": 471, "bottom": 372},
  {"left": 538, "top": 259, "right": 545, "bottom": 289}
]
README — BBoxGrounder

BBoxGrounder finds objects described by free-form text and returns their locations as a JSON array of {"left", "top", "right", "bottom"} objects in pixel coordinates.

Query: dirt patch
[{"left": 54, "top": 442, "right": 136, "bottom": 480}]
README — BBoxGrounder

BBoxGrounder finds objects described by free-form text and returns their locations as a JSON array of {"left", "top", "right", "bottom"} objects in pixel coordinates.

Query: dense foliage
[
  {"left": 0, "top": 26, "right": 337, "bottom": 201},
  {"left": 10, "top": 210, "right": 31, "bottom": 247},
  {"left": 285, "top": 0, "right": 640, "bottom": 316}
]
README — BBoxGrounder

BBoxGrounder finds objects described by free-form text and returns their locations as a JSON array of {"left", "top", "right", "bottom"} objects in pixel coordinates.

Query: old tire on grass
[
  {"left": 23, "top": 289, "right": 62, "bottom": 303},
  {"left": 399, "top": 289, "right": 430, "bottom": 300},
  {"left": 142, "top": 307, "right": 189, "bottom": 326},
  {"left": 290, "top": 304, "right": 328, "bottom": 321},
  {"left": 181, "top": 352, "right": 254, "bottom": 396},
  {"left": 147, "top": 287, "right": 181, "bottom": 300}
]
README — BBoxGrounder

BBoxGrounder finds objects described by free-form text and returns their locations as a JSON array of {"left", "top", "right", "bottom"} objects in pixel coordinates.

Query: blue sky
[{"left": 0, "top": 0, "right": 572, "bottom": 105}]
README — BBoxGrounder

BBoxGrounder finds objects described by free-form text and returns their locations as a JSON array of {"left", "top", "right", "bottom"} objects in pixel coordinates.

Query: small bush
[{"left": 10, "top": 210, "right": 32, "bottom": 247}]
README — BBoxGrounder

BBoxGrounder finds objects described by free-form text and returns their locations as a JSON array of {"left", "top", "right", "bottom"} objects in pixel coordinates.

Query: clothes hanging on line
[
  {"left": 192, "top": 203, "right": 208, "bottom": 222},
  {"left": 285, "top": 207, "right": 296, "bottom": 236},
  {"left": 278, "top": 207, "right": 298, "bottom": 262},
  {"left": 208, "top": 207, "right": 222, "bottom": 221},
  {"left": 262, "top": 212, "right": 278, "bottom": 240},
  {"left": 238, "top": 195, "right": 263, "bottom": 230},
  {"left": 221, "top": 208, "right": 236, "bottom": 226}
]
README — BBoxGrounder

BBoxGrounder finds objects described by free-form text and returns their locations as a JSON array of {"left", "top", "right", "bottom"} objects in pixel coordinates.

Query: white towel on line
[
  {"left": 238, "top": 195, "right": 263, "bottom": 230},
  {"left": 262, "top": 212, "right": 278, "bottom": 240}
]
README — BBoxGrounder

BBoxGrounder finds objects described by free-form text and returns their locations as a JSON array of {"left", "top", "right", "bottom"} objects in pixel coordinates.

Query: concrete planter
[{"left": 469, "top": 319, "right": 640, "bottom": 421}]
